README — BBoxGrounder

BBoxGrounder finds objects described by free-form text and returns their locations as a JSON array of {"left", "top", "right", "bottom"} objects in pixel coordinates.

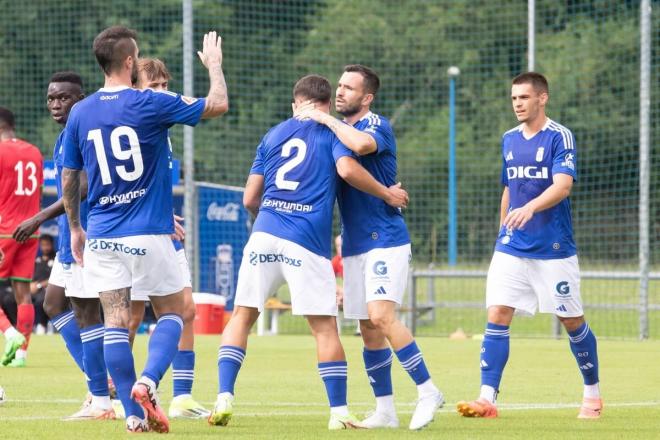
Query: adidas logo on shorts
[{"left": 374, "top": 286, "right": 387, "bottom": 295}]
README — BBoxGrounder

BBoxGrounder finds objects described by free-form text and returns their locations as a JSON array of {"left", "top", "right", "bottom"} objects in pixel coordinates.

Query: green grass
[{"left": 1, "top": 334, "right": 659, "bottom": 439}]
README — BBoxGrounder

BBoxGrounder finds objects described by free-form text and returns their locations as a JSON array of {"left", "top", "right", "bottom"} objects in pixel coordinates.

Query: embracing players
[
  {"left": 210, "top": 74, "right": 408, "bottom": 430},
  {"left": 295, "top": 65, "right": 444, "bottom": 430},
  {"left": 62, "top": 26, "right": 228, "bottom": 433},
  {"left": 456, "top": 72, "right": 602, "bottom": 419},
  {"left": 0, "top": 107, "right": 43, "bottom": 367}
]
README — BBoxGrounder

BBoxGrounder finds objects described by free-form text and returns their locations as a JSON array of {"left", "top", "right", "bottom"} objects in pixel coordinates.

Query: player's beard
[{"left": 336, "top": 100, "right": 362, "bottom": 118}]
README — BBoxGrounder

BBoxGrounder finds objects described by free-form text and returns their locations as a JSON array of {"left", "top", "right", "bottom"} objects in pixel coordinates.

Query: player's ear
[{"left": 362, "top": 93, "right": 374, "bottom": 107}]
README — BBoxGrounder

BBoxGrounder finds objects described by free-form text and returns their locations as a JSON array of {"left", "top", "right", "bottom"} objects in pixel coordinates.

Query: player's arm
[
  {"left": 499, "top": 186, "right": 510, "bottom": 227},
  {"left": 13, "top": 171, "right": 88, "bottom": 243},
  {"left": 336, "top": 156, "right": 408, "bottom": 208},
  {"left": 62, "top": 167, "right": 85, "bottom": 265},
  {"left": 295, "top": 104, "right": 376, "bottom": 155},
  {"left": 243, "top": 174, "right": 264, "bottom": 217},
  {"left": 503, "top": 173, "right": 573, "bottom": 230},
  {"left": 196, "top": 31, "right": 229, "bottom": 119}
]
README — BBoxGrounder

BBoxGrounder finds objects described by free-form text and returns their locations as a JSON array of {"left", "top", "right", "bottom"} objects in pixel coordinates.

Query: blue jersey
[
  {"left": 62, "top": 87, "right": 205, "bottom": 239},
  {"left": 54, "top": 129, "right": 89, "bottom": 264},
  {"left": 250, "top": 118, "right": 352, "bottom": 258},
  {"left": 337, "top": 112, "right": 410, "bottom": 257},
  {"left": 495, "top": 119, "right": 577, "bottom": 259}
]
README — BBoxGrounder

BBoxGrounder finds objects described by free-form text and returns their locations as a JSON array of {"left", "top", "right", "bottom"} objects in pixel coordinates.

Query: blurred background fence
[{"left": 1, "top": 0, "right": 657, "bottom": 338}]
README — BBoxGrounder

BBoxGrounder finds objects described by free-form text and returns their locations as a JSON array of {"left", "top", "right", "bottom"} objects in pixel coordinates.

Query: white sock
[
  {"left": 91, "top": 395, "right": 112, "bottom": 410},
  {"left": 375, "top": 395, "right": 396, "bottom": 415},
  {"left": 217, "top": 391, "right": 233, "bottom": 402},
  {"left": 138, "top": 376, "right": 157, "bottom": 391},
  {"left": 15, "top": 349, "right": 27, "bottom": 360},
  {"left": 583, "top": 383, "right": 600, "bottom": 399},
  {"left": 479, "top": 385, "right": 497, "bottom": 404},
  {"left": 330, "top": 405, "right": 349, "bottom": 416},
  {"left": 173, "top": 393, "right": 192, "bottom": 401},
  {"left": 4, "top": 327, "right": 19, "bottom": 339},
  {"left": 416, "top": 378, "right": 439, "bottom": 398}
]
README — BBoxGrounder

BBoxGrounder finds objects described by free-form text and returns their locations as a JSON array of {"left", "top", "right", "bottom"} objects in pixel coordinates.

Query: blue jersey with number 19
[
  {"left": 495, "top": 119, "right": 577, "bottom": 259},
  {"left": 62, "top": 86, "right": 205, "bottom": 239},
  {"left": 250, "top": 118, "right": 352, "bottom": 259},
  {"left": 337, "top": 111, "right": 410, "bottom": 257}
]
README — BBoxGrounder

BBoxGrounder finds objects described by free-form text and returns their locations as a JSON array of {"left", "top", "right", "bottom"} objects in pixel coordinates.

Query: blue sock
[
  {"left": 481, "top": 323, "right": 510, "bottom": 392},
  {"left": 172, "top": 350, "right": 195, "bottom": 397},
  {"left": 568, "top": 323, "right": 599, "bottom": 385},
  {"left": 141, "top": 314, "right": 183, "bottom": 387},
  {"left": 318, "top": 361, "right": 348, "bottom": 408},
  {"left": 363, "top": 347, "right": 393, "bottom": 397},
  {"left": 51, "top": 311, "right": 84, "bottom": 373},
  {"left": 104, "top": 328, "right": 143, "bottom": 418},
  {"left": 218, "top": 345, "right": 245, "bottom": 394},
  {"left": 395, "top": 341, "right": 431, "bottom": 385},
  {"left": 80, "top": 324, "right": 109, "bottom": 397}
]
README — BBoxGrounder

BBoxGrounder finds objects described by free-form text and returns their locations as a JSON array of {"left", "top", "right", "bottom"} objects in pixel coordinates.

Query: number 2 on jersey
[
  {"left": 88, "top": 126, "right": 144, "bottom": 185},
  {"left": 275, "top": 138, "right": 307, "bottom": 190}
]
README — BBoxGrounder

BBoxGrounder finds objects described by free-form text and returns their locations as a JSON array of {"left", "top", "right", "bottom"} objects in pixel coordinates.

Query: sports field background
[{"left": 0, "top": 335, "right": 658, "bottom": 439}]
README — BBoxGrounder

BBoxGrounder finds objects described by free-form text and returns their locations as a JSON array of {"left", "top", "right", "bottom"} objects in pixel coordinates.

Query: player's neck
[
  {"left": 343, "top": 107, "right": 371, "bottom": 126},
  {"left": 0, "top": 130, "right": 16, "bottom": 142},
  {"left": 522, "top": 115, "right": 548, "bottom": 138},
  {"left": 104, "top": 73, "right": 133, "bottom": 89}
]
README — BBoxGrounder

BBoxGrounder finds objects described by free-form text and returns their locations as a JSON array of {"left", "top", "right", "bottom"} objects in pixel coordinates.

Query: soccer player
[
  {"left": 12, "top": 71, "right": 115, "bottom": 419},
  {"left": 209, "top": 74, "right": 409, "bottom": 430},
  {"left": 294, "top": 65, "right": 444, "bottom": 430},
  {"left": 0, "top": 107, "right": 43, "bottom": 367},
  {"left": 456, "top": 72, "right": 602, "bottom": 419},
  {"left": 62, "top": 26, "right": 228, "bottom": 433},
  {"left": 128, "top": 57, "right": 209, "bottom": 420}
]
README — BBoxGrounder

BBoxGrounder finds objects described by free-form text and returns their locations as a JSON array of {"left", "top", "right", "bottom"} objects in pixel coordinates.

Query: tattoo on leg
[{"left": 99, "top": 288, "right": 131, "bottom": 327}]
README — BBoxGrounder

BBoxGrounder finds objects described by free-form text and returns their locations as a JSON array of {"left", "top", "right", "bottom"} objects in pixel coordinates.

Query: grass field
[{"left": 1, "top": 334, "right": 658, "bottom": 439}]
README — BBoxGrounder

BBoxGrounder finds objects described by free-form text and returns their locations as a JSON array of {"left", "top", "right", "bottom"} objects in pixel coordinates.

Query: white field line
[{"left": 0, "top": 400, "right": 657, "bottom": 421}]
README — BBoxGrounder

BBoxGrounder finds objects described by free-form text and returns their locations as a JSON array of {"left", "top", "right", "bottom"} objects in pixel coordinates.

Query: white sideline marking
[{"left": 1, "top": 400, "right": 657, "bottom": 421}]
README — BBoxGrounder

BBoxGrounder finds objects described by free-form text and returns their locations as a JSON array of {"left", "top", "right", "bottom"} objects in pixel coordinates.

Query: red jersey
[
  {"left": 331, "top": 254, "right": 343, "bottom": 277},
  {"left": 0, "top": 138, "right": 43, "bottom": 236}
]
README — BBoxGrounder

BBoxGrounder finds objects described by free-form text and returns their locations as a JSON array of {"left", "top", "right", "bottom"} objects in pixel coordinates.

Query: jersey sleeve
[
  {"left": 362, "top": 116, "right": 395, "bottom": 154},
  {"left": 152, "top": 90, "right": 206, "bottom": 127},
  {"left": 62, "top": 113, "right": 83, "bottom": 170},
  {"left": 331, "top": 135, "right": 356, "bottom": 162},
  {"left": 249, "top": 141, "right": 265, "bottom": 175},
  {"left": 551, "top": 130, "right": 577, "bottom": 181}
]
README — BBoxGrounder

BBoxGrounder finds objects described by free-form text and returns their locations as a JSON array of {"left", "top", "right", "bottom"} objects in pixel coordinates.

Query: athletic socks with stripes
[
  {"left": 568, "top": 322, "right": 600, "bottom": 397},
  {"left": 479, "top": 322, "right": 510, "bottom": 403},
  {"left": 51, "top": 310, "right": 84, "bottom": 372},
  {"left": 218, "top": 345, "right": 245, "bottom": 395},
  {"left": 141, "top": 314, "right": 184, "bottom": 387},
  {"left": 104, "top": 327, "right": 143, "bottom": 418},
  {"left": 318, "top": 361, "right": 348, "bottom": 414},
  {"left": 172, "top": 350, "right": 195, "bottom": 397},
  {"left": 395, "top": 340, "right": 439, "bottom": 399},
  {"left": 81, "top": 324, "right": 109, "bottom": 399},
  {"left": 363, "top": 347, "right": 395, "bottom": 414}
]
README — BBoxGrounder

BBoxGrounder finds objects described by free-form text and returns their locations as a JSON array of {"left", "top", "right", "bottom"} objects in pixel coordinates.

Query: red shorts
[{"left": 0, "top": 238, "right": 38, "bottom": 281}]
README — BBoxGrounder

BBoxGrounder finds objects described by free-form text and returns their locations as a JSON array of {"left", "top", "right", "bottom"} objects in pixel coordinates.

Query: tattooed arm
[{"left": 62, "top": 167, "right": 86, "bottom": 266}]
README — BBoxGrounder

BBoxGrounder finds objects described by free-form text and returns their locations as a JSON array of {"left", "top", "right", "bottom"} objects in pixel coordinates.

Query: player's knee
[
  {"left": 368, "top": 311, "right": 396, "bottom": 332},
  {"left": 487, "top": 305, "right": 514, "bottom": 325},
  {"left": 558, "top": 315, "right": 584, "bottom": 332},
  {"left": 43, "top": 290, "right": 66, "bottom": 319}
]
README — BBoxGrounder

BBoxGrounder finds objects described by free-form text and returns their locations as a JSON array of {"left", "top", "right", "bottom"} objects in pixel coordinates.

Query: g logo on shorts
[
  {"left": 373, "top": 261, "right": 387, "bottom": 276},
  {"left": 556, "top": 281, "right": 570, "bottom": 295}
]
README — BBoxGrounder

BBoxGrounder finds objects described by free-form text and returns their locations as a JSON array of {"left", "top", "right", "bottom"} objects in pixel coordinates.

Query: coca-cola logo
[{"left": 206, "top": 202, "right": 240, "bottom": 222}]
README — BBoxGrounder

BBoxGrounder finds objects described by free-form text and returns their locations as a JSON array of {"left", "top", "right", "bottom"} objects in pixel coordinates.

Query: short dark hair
[
  {"left": 344, "top": 64, "right": 380, "bottom": 95},
  {"left": 49, "top": 71, "right": 84, "bottom": 88},
  {"left": 512, "top": 72, "right": 549, "bottom": 94},
  {"left": 0, "top": 107, "right": 15, "bottom": 129},
  {"left": 39, "top": 234, "right": 54, "bottom": 244},
  {"left": 137, "top": 58, "right": 171, "bottom": 82},
  {"left": 293, "top": 75, "right": 331, "bottom": 103},
  {"left": 93, "top": 26, "right": 138, "bottom": 75}
]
